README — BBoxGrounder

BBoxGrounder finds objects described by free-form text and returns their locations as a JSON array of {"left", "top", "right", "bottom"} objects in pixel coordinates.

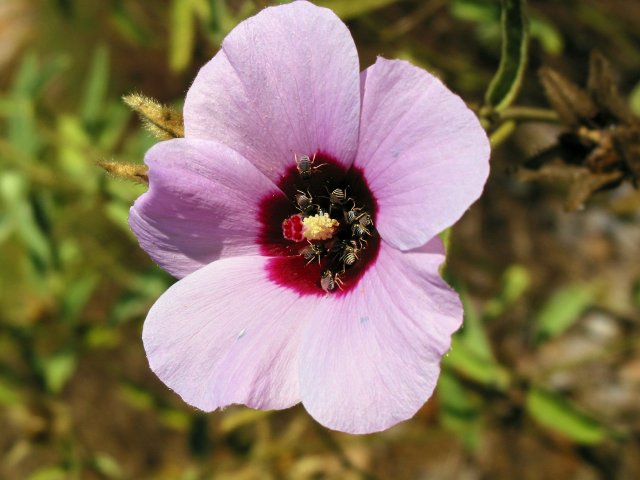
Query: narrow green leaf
[
  {"left": 62, "top": 274, "right": 99, "bottom": 321},
  {"left": 438, "top": 228, "right": 451, "bottom": 255},
  {"left": 110, "top": 3, "right": 152, "bottom": 46},
  {"left": 0, "top": 380, "right": 21, "bottom": 406},
  {"left": 530, "top": 15, "right": 563, "bottom": 55},
  {"left": 209, "top": 0, "right": 236, "bottom": 40},
  {"left": 41, "top": 351, "right": 77, "bottom": 394},
  {"left": 485, "top": 0, "right": 529, "bottom": 111},
  {"left": 535, "top": 284, "right": 593, "bottom": 342},
  {"left": 84, "top": 326, "right": 121, "bottom": 349},
  {"left": 220, "top": 408, "right": 272, "bottom": 433},
  {"left": 438, "top": 370, "right": 482, "bottom": 450},
  {"left": 444, "top": 288, "right": 510, "bottom": 390},
  {"left": 0, "top": 172, "right": 52, "bottom": 267},
  {"left": 81, "top": 45, "right": 110, "bottom": 128},
  {"left": 484, "top": 264, "right": 530, "bottom": 318},
  {"left": 28, "top": 467, "right": 68, "bottom": 480},
  {"left": 8, "top": 53, "right": 41, "bottom": 157},
  {"left": 92, "top": 453, "right": 124, "bottom": 479},
  {"left": 104, "top": 200, "right": 135, "bottom": 237},
  {"left": 450, "top": 0, "right": 500, "bottom": 24},
  {"left": 315, "top": 0, "right": 399, "bottom": 20},
  {"left": 526, "top": 388, "right": 606, "bottom": 445},
  {"left": 629, "top": 81, "right": 640, "bottom": 116},
  {"left": 457, "top": 287, "right": 493, "bottom": 360},
  {"left": 170, "top": 0, "right": 197, "bottom": 72},
  {"left": 97, "top": 103, "right": 130, "bottom": 151},
  {"left": 119, "top": 382, "right": 155, "bottom": 410},
  {"left": 444, "top": 339, "right": 510, "bottom": 390},
  {"left": 0, "top": 213, "right": 15, "bottom": 244}
]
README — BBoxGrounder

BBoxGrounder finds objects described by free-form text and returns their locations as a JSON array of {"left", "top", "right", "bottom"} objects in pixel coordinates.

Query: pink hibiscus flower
[{"left": 129, "top": 0, "right": 490, "bottom": 434}]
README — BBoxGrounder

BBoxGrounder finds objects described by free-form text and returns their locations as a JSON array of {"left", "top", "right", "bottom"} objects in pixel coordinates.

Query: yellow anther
[{"left": 302, "top": 214, "right": 339, "bottom": 241}]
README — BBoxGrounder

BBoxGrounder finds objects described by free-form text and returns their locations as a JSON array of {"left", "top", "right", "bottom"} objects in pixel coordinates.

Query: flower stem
[{"left": 498, "top": 106, "right": 560, "bottom": 123}]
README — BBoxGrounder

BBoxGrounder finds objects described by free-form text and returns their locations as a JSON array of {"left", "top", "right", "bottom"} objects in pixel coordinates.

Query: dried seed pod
[
  {"left": 587, "top": 51, "right": 636, "bottom": 126},
  {"left": 539, "top": 67, "right": 598, "bottom": 128}
]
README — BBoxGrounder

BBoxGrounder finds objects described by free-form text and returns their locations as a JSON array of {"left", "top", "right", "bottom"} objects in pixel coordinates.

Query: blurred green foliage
[{"left": 1, "top": 0, "right": 639, "bottom": 478}]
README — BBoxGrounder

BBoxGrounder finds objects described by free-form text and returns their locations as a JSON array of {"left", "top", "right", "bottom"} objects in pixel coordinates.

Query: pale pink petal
[
  {"left": 183, "top": 0, "right": 361, "bottom": 181},
  {"left": 129, "top": 138, "right": 284, "bottom": 279},
  {"left": 299, "top": 237, "right": 462, "bottom": 433},
  {"left": 143, "top": 255, "right": 317, "bottom": 411},
  {"left": 355, "top": 58, "right": 490, "bottom": 250}
]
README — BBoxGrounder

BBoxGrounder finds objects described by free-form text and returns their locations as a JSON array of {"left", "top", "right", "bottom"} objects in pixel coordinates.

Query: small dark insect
[
  {"left": 352, "top": 222, "right": 371, "bottom": 239},
  {"left": 339, "top": 241, "right": 361, "bottom": 269},
  {"left": 320, "top": 269, "right": 343, "bottom": 293},
  {"left": 343, "top": 206, "right": 362, "bottom": 224},
  {"left": 325, "top": 187, "right": 353, "bottom": 214},
  {"left": 295, "top": 153, "right": 325, "bottom": 180},
  {"left": 295, "top": 189, "right": 316, "bottom": 214},
  {"left": 330, "top": 188, "right": 346, "bottom": 203},
  {"left": 357, "top": 212, "right": 373, "bottom": 228},
  {"left": 300, "top": 243, "right": 325, "bottom": 265}
]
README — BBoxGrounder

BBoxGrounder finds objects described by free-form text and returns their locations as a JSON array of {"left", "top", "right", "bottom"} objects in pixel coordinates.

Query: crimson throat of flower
[{"left": 259, "top": 152, "right": 380, "bottom": 296}]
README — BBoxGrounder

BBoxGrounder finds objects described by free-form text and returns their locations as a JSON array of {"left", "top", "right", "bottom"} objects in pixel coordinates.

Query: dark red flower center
[{"left": 259, "top": 152, "right": 380, "bottom": 296}]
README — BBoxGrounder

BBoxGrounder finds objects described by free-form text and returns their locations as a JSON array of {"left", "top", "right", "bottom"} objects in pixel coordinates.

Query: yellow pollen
[{"left": 302, "top": 213, "right": 339, "bottom": 241}]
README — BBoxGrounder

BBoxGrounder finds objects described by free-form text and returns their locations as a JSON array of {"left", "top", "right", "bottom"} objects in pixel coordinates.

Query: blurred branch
[{"left": 380, "top": 0, "right": 447, "bottom": 41}]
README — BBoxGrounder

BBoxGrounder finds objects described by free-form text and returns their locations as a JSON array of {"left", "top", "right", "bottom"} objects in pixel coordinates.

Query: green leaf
[
  {"left": 0, "top": 172, "right": 53, "bottom": 268},
  {"left": 41, "top": 350, "right": 77, "bottom": 394},
  {"left": 220, "top": 408, "right": 272, "bottom": 433},
  {"left": 170, "top": 0, "right": 208, "bottom": 71},
  {"left": 526, "top": 388, "right": 606, "bottom": 444},
  {"left": 91, "top": 453, "right": 124, "bottom": 479},
  {"left": 81, "top": 45, "right": 110, "bottom": 129},
  {"left": 438, "top": 370, "right": 482, "bottom": 450},
  {"left": 535, "top": 284, "right": 593, "bottom": 342},
  {"left": 484, "top": 264, "right": 530, "bottom": 318},
  {"left": 110, "top": 3, "right": 152, "bottom": 46},
  {"left": 208, "top": 0, "right": 237, "bottom": 42},
  {"left": 28, "top": 467, "right": 68, "bottom": 480},
  {"left": 530, "top": 15, "right": 564, "bottom": 55},
  {"left": 485, "top": 0, "right": 529, "bottom": 111},
  {"left": 315, "top": 0, "right": 399, "bottom": 20},
  {"left": 438, "top": 228, "right": 451, "bottom": 255},
  {"left": 97, "top": 103, "right": 130, "bottom": 151},
  {"left": 450, "top": 0, "right": 500, "bottom": 24},
  {"left": 104, "top": 200, "right": 135, "bottom": 237},
  {"left": 457, "top": 288, "right": 493, "bottom": 360},
  {"left": 444, "top": 339, "right": 510, "bottom": 390},
  {"left": 84, "top": 326, "right": 121, "bottom": 349},
  {"left": 444, "top": 287, "right": 510, "bottom": 389},
  {"left": 0, "top": 380, "right": 21, "bottom": 406},
  {"left": 62, "top": 274, "right": 100, "bottom": 321},
  {"left": 7, "top": 53, "right": 42, "bottom": 157},
  {"left": 119, "top": 382, "right": 155, "bottom": 411},
  {"left": 629, "top": 80, "right": 640, "bottom": 117}
]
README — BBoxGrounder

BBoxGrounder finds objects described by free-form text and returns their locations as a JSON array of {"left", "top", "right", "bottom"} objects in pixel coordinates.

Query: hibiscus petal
[
  {"left": 183, "top": 0, "right": 361, "bottom": 180},
  {"left": 129, "top": 138, "right": 284, "bottom": 279},
  {"left": 299, "top": 237, "right": 462, "bottom": 433},
  {"left": 355, "top": 58, "right": 490, "bottom": 251},
  {"left": 143, "top": 255, "right": 316, "bottom": 411}
]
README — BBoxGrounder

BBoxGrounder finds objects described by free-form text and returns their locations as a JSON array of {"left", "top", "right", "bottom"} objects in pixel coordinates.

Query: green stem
[{"left": 498, "top": 106, "right": 560, "bottom": 123}]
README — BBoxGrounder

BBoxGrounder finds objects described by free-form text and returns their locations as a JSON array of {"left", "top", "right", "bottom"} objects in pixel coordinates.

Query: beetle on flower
[{"left": 128, "top": 0, "right": 490, "bottom": 434}]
